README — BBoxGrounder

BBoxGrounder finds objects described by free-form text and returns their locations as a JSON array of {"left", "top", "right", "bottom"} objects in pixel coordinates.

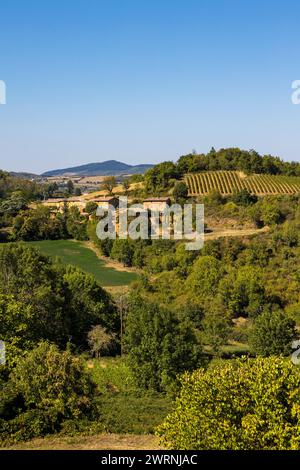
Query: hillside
[
  {"left": 185, "top": 171, "right": 300, "bottom": 196},
  {"left": 42, "top": 160, "right": 153, "bottom": 177}
]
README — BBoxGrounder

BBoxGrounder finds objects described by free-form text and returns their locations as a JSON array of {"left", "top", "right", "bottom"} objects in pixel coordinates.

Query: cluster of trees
[
  {"left": 144, "top": 147, "right": 300, "bottom": 194},
  {"left": 124, "top": 294, "right": 205, "bottom": 392},
  {"left": 0, "top": 244, "right": 118, "bottom": 357},
  {"left": 123, "top": 211, "right": 300, "bottom": 357},
  {"left": 45, "top": 179, "right": 82, "bottom": 198},
  {"left": 11, "top": 204, "right": 88, "bottom": 241},
  {"left": 0, "top": 243, "right": 119, "bottom": 441},
  {"left": 191, "top": 191, "right": 292, "bottom": 229},
  {"left": 0, "top": 171, "right": 46, "bottom": 235},
  {"left": 0, "top": 171, "right": 43, "bottom": 202},
  {"left": 91, "top": 231, "right": 178, "bottom": 270}
]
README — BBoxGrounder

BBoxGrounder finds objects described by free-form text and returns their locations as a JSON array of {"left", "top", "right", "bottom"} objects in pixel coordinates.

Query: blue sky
[{"left": 0, "top": 0, "right": 300, "bottom": 173}]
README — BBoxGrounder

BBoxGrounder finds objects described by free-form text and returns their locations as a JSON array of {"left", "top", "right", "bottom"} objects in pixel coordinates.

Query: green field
[{"left": 27, "top": 239, "right": 138, "bottom": 286}]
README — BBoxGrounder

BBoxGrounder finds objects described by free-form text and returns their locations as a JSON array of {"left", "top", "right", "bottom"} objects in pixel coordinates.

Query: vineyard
[{"left": 185, "top": 171, "right": 300, "bottom": 196}]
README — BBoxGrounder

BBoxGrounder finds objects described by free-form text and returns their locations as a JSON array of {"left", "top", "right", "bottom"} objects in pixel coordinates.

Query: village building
[
  {"left": 91, "top": 196, "right": 119, "bottom": 210},
  {"left": 42, "top": 195, "right": 119, "bottom": 215},
  {"left": 143, "top": 197, "right": 171, "bottom": 212}
]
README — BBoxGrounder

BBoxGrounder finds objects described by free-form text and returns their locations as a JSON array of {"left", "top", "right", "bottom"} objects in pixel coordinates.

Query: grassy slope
[
  {"left": 27, "top": 239, "right": 138, "bottom": 286},
  {"left": 89, "top": 357, "right": 172, "bottom": 435}
]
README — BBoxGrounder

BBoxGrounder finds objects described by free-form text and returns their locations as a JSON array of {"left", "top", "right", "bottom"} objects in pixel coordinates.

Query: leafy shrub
[
  {"left": 0, "top": 342, "right": 97, "bottom": 443},
  {"left": 231, "top": 189, "right": 257, "bottom": 206},
  {"left": 173, "top": 182, "right": 188, "bottom": 201},
  {"left": 249, "top": 309, "right": 296, "bottom": 356},
  {"left": 157, "top": 357, "right": 300, "bottom": 450}
]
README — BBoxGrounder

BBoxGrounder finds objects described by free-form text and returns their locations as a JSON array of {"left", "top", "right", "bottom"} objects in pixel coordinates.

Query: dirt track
[
  {"left": 1, "top": 433, "right": 161, "bottom": 450},
  {"left": 205, "top": 226, "right": 269, "bottom": 240}
]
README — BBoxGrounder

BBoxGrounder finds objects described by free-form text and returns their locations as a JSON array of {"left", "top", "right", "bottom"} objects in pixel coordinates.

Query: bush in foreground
[
  {"left": 0, "top": 342, "right": 96, "bottom": 442},
  {"left": 157, "top": 357, "right": 300, "bottom": 450}
]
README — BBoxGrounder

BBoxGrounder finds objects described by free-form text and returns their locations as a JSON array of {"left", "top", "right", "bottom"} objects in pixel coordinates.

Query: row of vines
[{"left": 185, "top": 171, "right": 300, "bottom": 196}]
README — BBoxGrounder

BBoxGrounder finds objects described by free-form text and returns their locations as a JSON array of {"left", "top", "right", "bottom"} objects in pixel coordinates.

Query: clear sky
[{"left": 0, "top": 0, "right": 300, "bottom": 174}]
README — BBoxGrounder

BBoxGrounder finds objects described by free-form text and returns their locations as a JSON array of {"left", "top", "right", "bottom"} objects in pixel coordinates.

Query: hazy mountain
[{"left": 42, "top": 160, "right": 153, "bottom": 177}]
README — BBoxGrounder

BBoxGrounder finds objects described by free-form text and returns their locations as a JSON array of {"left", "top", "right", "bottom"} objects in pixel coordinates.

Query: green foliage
[
  {"left": 0, "top": 194, "right": 27, "bottom": 216},
  {"left": 249, "top": 309, "right": 296, "bottom": 356},
  {"left": 186, "top": 256, "right": 222, "bottom": 299},
  {"left": 89, "top": 357, "right": 172, "bottom": 435},
  {"left": 145, "top": 161, "right": 179, "bottom": 193},
  {"left": 98, "top": 393, "right": 171, "bottom": 435},
  {"left": 218, "top": 266, "right": 266, "bottom": 318},
  {"left": 0, "top": 342, "right": 96, "bottom": 442},
  {"left": 259, "top": 199, "right": 284, "bottom": 225},
  {"left": 158, "top": 357, "right": 300, "bottom": 450},
  {"left": 102, "top": 176, "right": 117, "bottom": 195},
  {"left": 173, "top": 182, "right": 188, "bottom": 201},
  {"left": 231, "top": 189, "right": 258, "bottom": 206},
  {"left": 111, "top": 239, "right": 134, "bottom": 266},
  {"left": 12, "top": 204, "right": 88, "bottom": 242},
  {"left": 202, "top": 311, "right": 231, "bottom": 355},
  {"left": 12, "top": 205, "right": 65, "bottom": 241},
  {"left": 177, "top": 148, "right": 300, "bottom": 176},
  {"left": 90, "top": 357, "right": 137, "bottom": 394},
  {"left": 67, "top": 180, "right": 74, "bottom": 195},
  {"left": 125, "top": 295, "right": 205, "bottom": 391},
  {"left": 85, "top": 201, "right": 98, "bottom": 214},
  {"left": 0, "top": 243, "right": 118, "bottom": 355},
  {"left": 205, "top": 189, "right": 224, "bottom": 206},
  {"left": 66, "top": 206, "right": 88, "bottom": 240}
]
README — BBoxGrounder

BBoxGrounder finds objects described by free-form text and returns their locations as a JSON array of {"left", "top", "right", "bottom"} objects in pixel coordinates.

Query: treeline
[
  {"left": 144, "top": 147, "right": 300, "bottom": 193},
  {"left": 11, "top": 204, "right": 88, "bottom": 241}
]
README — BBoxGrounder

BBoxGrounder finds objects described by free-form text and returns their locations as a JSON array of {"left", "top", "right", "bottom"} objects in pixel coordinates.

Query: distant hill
[
  {"left": 9, "top": 171, "right": 39, "bottom": 179},
  {"left": 42, "top": 160, "right": 153, "bottom": 177}
]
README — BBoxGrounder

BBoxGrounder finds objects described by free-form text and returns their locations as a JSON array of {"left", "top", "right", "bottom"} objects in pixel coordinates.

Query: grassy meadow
[{"left": 26, "top": 239, "right": 138, "bottom": 286}]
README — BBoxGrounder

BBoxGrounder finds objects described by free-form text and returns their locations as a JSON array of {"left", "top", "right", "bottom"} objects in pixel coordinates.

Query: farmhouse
[
  {"left": 143, "top": 197, "right": 171, "bottom": 212},
  {"left": 92, "top": 196, "right": 119, "bottom": 210},
  {"left": 42, "top": 196, "right": 120, "bottom": 217},
  {"left": 43, "top": 197, "right": 86, "bottom": 213}
]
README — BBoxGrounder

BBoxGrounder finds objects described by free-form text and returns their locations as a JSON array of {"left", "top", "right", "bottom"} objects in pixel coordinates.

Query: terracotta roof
[
  {"left": 91, "top": 197, "right": 117, "bottom": 202},
  {"left": 44, "top": 197, "right": 82, "bottom": 203}
]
